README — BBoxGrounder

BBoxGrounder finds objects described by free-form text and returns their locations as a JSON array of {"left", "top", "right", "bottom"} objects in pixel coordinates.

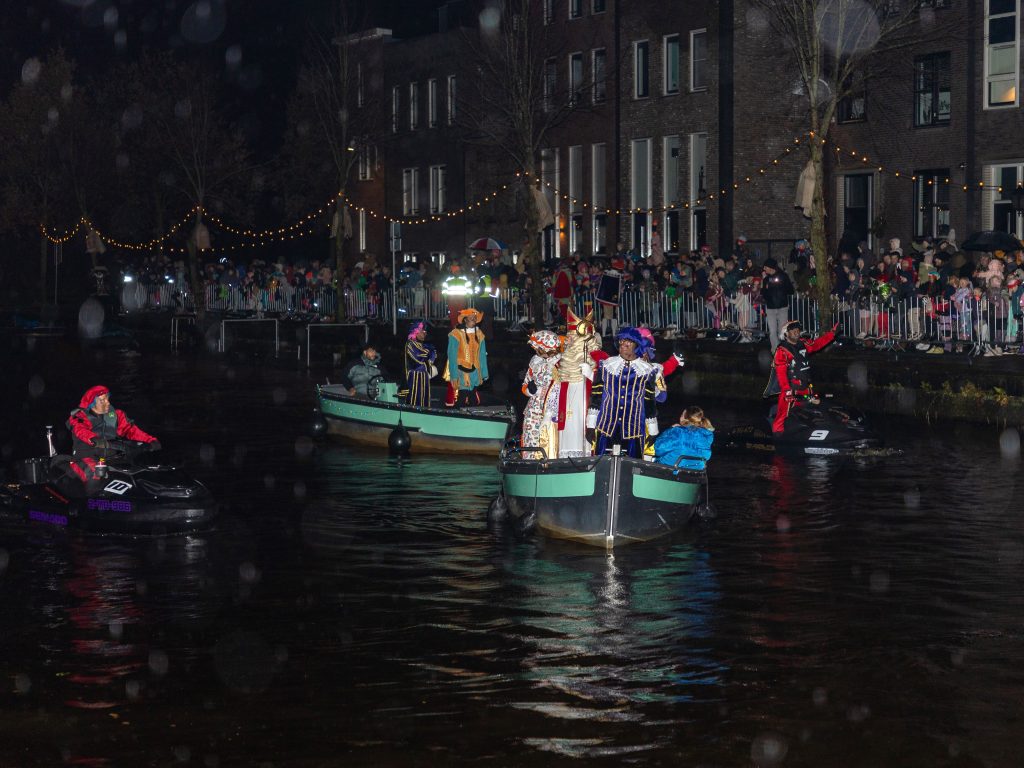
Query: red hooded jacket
[{"left": 68, "top": 385, "right": 156, "bottom": 454}]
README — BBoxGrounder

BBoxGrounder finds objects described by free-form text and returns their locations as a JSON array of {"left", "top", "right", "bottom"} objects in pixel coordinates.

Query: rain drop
[
  {"left": 869, "top": 570, "right": 890, "bottom": 593},
  {"left": 21, "top": 58, "right": 41, "bottom": 85},
  {"left": 263, "top": 473, "right": 275, "bottom": 490},
  {"left": 239, "top": 562, "right": 260, "bottom": 584},
  {"left": 294, "top": 435, "right": 313, "bottom": 458},
  {"left": 750, "top": 732, "right": 788, "bottom": 767},
  {"left": 0, "top": 548, "right": 8, "bottom": 573},
  {"left": 903, "top": 486, "right": 920, "bottom": 509},
  {"left": 114, "top": 29, "right": 127, "bottom": 49},
  {"left": 60, "top": 84, "right": 73, "bottom": 102},
  {"left": 272, "top": 387, "right": 287, "bottom": 405},
  {"left": 149, "top": 649, "right": 170, "bottom": 677},
  {"left": 116, "top": 152, "right": 130, "bottom": 170},
  {"left": 775, "top": 514, "right": 791, "bottom": 532},
  {"left": 109, "top": 621, "right": 124, "bottom": 640},
  {"left": 126, "top": 679, "right": 142, "bottom": 700},
  {"left": 293, "top": 481, "right": 307, "bottom": 500},
  {"left": 479, "top": 7, "right": 501, "bottom": 33},
  {"left": 27, "top": 375, "right": 45, "bottom": 399},
  {"left": 812, "top": 687, "right": 828, "bottom": 707},
  {"left": 173, "top": 745, "right": 191, "bottom": 763},
  {"left": 78, "top": 297, "right": 106, "bottom": 339},
  {"left": 847, "top": 360, "right": 868, "bottom": 391},
  {"left": 103, "top": 6, "right": 118, "bottom": 29},
  {"left": 14, "top": 673, "right": 31, "bottom": 694},
  {"left": 199, "top": 443, "right": 216, "bottom": 465},
  {"left": 174, "top": 99, "right": 192, "bottom": 120},
  {"left": 122, "top": 104, "right": 143, "bottom": 131},
  {"left": 225, "top": 45, "right": 242, "bottom": 68},
  {"left": 999, "top": 428, "right": 1020, "bottom": 460}
]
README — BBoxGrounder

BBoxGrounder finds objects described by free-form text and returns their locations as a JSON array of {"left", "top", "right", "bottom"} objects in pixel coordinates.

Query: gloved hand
[
  {"left": 526, "top": 381, "right": 537, "bottom": 396},
  {"left": 784, "top": 390, "right": 794, "bottom": 399},
  {"left": 585, "top": 428, "right": 596, "bottom": 444},
  {"left": 672, "top": 352, "right": 685, "bottom": 366},
  {"left": 145, "top": 439, "right": 162, "bottom": 452}
]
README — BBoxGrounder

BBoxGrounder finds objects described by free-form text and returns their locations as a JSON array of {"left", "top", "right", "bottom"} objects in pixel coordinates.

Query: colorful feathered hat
[
  {"left": 615, "top": 326, "right": 652, "bottom": 358},
  {"left": 528, "top": 329, "right": 561, "bottom": 353},
  {"left": 407, "top": 320, "right": 426, "bottom": 339},
  {"left": 457, "top": 308, "right": 483, "bottom": 325}
]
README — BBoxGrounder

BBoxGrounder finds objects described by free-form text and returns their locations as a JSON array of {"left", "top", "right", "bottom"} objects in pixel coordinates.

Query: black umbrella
[{"left": 960, "top": 230, "right": 1022, "bottom": 253}]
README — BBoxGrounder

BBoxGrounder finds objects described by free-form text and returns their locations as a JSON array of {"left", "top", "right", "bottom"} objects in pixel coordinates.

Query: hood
[{"left": 79, "top": 385, "right": 110, "bottom": 410}]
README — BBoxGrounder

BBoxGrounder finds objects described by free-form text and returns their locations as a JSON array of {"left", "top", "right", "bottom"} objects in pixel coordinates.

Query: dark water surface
[{"left": 2, "top": 339, "right": 1023, "bottom": 767}]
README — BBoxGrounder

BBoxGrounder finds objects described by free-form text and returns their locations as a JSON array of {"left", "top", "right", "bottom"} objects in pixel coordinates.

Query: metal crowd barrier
[{"left": 120, "top": 279, "right": 1022, "bottom": 352}]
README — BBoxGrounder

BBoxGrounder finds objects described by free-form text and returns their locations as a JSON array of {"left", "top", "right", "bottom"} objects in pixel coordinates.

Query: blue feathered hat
[{"left": 615, "top": 326, "right": 652, "bottom": 358}]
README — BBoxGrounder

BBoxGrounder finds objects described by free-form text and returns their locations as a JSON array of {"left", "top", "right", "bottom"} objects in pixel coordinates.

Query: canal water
[{"left": 1, "top": 338, "right": 1022, "bottom": 767}]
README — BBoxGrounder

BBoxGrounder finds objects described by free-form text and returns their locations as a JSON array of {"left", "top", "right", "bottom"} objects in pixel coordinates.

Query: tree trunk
[
  {"left": 809, "top": 140, "right": 832, "bottom": 330},
  {"left": 520, "top": 176, "right": 545, "bottom": 326},
  {"left": 334, "top": 199, "right": 347, "bottom": 322},
  {"left": 187, "top": 210, "right": 206, "bottom": 321},
  {"left": 39, "top": 232, "right": 49, "bottom": 307}
]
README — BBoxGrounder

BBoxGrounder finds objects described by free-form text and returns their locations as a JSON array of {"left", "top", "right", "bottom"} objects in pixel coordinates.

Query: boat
[
  {"left": 720, "top": 398, "right": 894, "bottom": 456},
  {"left": 315, "top": 381, "right": 516, "bottom": 455},
  {"left": 495, "top": 448, "right": 707, "bottom": 548},
  {"left": 1, "top": 439, "right": 217, "bottom": 535}
]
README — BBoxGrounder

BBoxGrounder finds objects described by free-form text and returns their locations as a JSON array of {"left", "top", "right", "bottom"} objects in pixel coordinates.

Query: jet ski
[
  {"left": 720, "top": 397, "right": 897, "bottom": 456},
  {"left": 1, "top": 433, "right": 217, "bottom": 535}
]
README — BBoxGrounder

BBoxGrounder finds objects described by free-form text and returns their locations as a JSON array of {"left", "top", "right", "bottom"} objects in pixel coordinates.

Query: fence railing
[{"left": 121, "top": 281, "right": 1021, "bottom": 350}]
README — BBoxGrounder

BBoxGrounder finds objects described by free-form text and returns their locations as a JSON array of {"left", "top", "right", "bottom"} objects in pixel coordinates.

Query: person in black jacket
[{"left": 761, "top": 258, "right": 795, "bottom": 351}]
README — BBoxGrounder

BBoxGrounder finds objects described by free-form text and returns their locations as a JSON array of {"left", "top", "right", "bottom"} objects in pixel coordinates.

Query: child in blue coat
[{"left": 654, "top": 406, "right": 714, "bottom": 470}]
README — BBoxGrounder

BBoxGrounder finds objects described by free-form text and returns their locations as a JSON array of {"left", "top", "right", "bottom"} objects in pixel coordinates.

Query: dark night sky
[{"left": 0, "top": 0, "right": 451, "bottom": 155}]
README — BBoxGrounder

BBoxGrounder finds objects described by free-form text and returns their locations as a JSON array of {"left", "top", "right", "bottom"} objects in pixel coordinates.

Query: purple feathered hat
[
  {"left": 615, "top": 326, "right": 652, "bottom": 358},
  {"left": 407, "top": 321, "right": 426, "bottom": 340}
]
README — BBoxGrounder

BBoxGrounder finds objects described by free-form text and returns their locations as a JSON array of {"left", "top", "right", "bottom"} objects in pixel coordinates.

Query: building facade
[{"left": 346, "top": 0, "right": 1024, "bottom": 268}]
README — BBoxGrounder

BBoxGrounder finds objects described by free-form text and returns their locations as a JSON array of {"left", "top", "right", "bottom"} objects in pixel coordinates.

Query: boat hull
[
  {"left": 498, "top": 454, "right": 704, "bottom": 547},
  {"left": 317, "top": 384, "right": 515, "bottom": 455}
]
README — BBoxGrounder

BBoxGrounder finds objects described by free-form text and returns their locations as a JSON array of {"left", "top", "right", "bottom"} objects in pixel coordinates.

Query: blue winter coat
[{"left": 654, "top": 426, "right": 714, "bottom": 470}]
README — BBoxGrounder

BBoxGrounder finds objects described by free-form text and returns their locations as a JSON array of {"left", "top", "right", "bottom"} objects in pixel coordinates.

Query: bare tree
[
  {"left": 460, "top": 0, "right": 581, "bottom": 324},
  {"left": 120, "top": 55, "right": 253, "bottom": 319},
  {"left": 749, "top": 0, "right": 943, "bottom": 320},
  {"left": 0, "top": 51, "right": 82, "bottom": 305},
  {"left": 279, "top": 5, "right": 384, "bottom": 321}
]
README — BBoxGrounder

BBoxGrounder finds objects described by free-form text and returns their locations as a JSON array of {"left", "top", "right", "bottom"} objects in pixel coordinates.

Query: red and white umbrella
[{"left": 469, "top": 237, "right": 508, "bottom": 251}]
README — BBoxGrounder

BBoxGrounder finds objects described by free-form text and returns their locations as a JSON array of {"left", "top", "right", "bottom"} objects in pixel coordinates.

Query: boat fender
[
  {"left": 310, "top": 412, "right": 328, "bottom": 438},
  {"left": 486, "top": 494, "right": 508, "bottom": 521},
  {"left": 514, "top": 510, "right": 537, "bottom": 538},
  {"left": 388, "top": 423, "right": 412, "bottom": 456},
  {"left": 695, "top": 502, "right": 717, "bottom": 521}
]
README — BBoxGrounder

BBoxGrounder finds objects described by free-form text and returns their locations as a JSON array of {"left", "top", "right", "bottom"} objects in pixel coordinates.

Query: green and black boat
[
  {"left": 315, "top": 382, "right": 516, "bottom": 455},
  {"left": 497, "top": 449, "right": 707, "bottom": 548}
]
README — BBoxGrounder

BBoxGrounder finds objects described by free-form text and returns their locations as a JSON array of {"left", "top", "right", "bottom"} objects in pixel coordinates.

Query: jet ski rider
[
  {"left": 67, "top": 385, "right": 160, "bottom": 481},
  {"left": 770, "top": 319, "right": 837, "bottom": 434}
]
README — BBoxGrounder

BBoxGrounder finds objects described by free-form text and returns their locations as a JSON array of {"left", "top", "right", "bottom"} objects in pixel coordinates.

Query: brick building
[{"left": 346, "top": 0, "right": 1024, "bottom": 269}]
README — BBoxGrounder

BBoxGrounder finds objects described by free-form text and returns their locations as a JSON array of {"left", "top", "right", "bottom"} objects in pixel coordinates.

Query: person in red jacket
[
  {"left": 67, "top": 385, "right": 159, "bottom": 481},
  {"left": 550, "top": 258, "right": 575, "bottom": 324},
  {"left": 770, "top": 320, "right": 837, "bottom": 434}
]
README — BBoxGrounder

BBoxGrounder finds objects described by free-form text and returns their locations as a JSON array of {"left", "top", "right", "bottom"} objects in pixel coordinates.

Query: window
[
  {"left": 914, "top": 53, "right": 951, "bottom": 126},
  {"left": 569, "top": 52, "right": 584, "bottom": 105},
  {"left": 664, "top": 34, "right": 680, "bottom": 94},
  {"left": 429, "top": 165, "right": 447, "bottom": 214},
  {"left": 391, "top": 86, "right": 400, "bottom": 133},
  {"left": 402, "top": 167, "right": 419, "bottom": 215},
  {"left": 428, "top": 79, "right": 438, "bottom": 127},
  {"left": 543, "top": 58, "right": 556, "bottom": 112},
  {"left": 690, "top": 29, "right": 708, "bottom": 91},
  {"left": 689, "top": 133, "right": 708, "bottom": 250},
  {"left": 986, "top": 0, "right": 1019, "bottom": 108},
  {"left": 838, "top": 85, "right": 867, "bottom": 122},
  {"left": 634, "top": 41, "right": 649, "bottom": 98},
  {"left": 357, "top": 63, "right": 364, "bottom": 107},
  {"left": 592, "top": 143, "right": 607, "bottom": 254},
  {"left": 983, "top": 163, "right": 1024, "bottom": 236},
  {"left": 914, "top": 170, "right": 951, "bottom": 238},
  {"left": 358, "top": 208, "right": 367, "bottom": 253},
  {"left": 409, "top": 82, "right": 419, "bottom": 130},
  {"left": 544, "top": 0, "right": 554, "bottom": 24},
  {"left": 663, "top": 136, "right": 681, "bottom": 252},
  {"left": 358, "top": 145, "right": 375, "bottom": 180},
  {"left": 569, "top": 0, "right": 582, "bottom": 19},
  {"left": 631, "top": 138, "right": 652, "bottom": 256},
  {"left": 921, "top": 0, "right": 950, "bottom": 7},
  {"left": 592, "top": 48, "right": 607, "bottom": 103},
  {"left": 839, "top": 174, "right": 873, "bottom": 247},
  {"left": 569, "top": 145, "right": 583, "bottom": 253},
  {"left": 593, "top": 0, "right": 606, "bottom": 12},
  {"left": 447, "top": 75, "right": 457, "bottom": 124}
]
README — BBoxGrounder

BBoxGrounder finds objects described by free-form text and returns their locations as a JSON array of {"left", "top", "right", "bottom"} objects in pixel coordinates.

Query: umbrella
[
  {"left": 960, "top": 230, "right": 1022, "bottom": 253},
  {"left": 469, "top": 237, "right": 508, "bottom": 251}
]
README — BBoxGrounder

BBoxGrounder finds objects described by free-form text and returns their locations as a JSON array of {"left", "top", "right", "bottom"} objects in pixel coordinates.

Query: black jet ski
[
  {"left": 720, "top": 398, "right": 888, "bottom": 456},
  {"left": 1, "top": 435, "right": 217, "bottom": 535}
]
